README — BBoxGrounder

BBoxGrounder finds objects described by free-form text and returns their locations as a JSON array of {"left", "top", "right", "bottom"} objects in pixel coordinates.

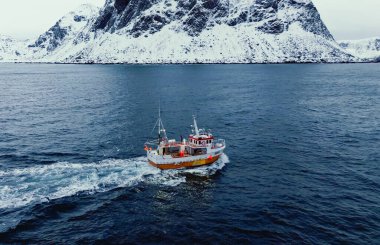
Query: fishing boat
[{"left": 145, "top": 110, "right": 226, "bottom": 170}]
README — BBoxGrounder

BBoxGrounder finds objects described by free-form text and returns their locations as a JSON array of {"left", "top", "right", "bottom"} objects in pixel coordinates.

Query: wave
[{"left": 0, "top": 154, "right": 229, "bottom": 210}]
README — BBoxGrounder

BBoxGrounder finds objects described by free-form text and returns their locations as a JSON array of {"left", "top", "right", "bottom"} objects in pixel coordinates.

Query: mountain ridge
[
  {"left": 0, "top": 1, "right": 376, "bottom": 63},
  {"left": 339, "top": 37, "right": 380, "bottom": 62}
]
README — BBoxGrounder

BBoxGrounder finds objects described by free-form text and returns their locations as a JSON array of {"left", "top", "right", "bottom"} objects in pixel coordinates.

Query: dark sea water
[{"left": 0, "top": 63, "right": 379, "bottom": 244}]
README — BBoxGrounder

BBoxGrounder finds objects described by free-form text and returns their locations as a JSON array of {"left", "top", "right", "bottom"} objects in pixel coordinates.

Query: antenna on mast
[
  {"left": 159, "top": 100, "right": 161, "bottom": 119},
  {"left": 158, "top": 100, "right": 161, "bottom": 137}
]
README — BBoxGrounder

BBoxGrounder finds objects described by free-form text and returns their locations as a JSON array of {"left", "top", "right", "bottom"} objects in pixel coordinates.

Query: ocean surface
[{"left": 0, "top": 63, "right": 379, "bottom": 244}]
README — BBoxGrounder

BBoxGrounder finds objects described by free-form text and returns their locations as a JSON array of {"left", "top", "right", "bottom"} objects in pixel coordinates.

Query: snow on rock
[
  {"left": 339, "top": 38, "right": 380, "bottom": 62},
  {"left": 0, "top": 4, "right": 99, "bottom": 63},
  {"left": 49, "top": 22, "right": 351, "bottom": 63},
  {"left": 0, "top": 35, "right": 29, "bottom": 62},
  {"left": 0, "top": 1, "right": 364, "bottom": 63},
  {"left": 39, "top": 0, "right": 356, "bottom": 63},
  {"left": 26, "top": 4, "right": 100, "bottom": 60}
]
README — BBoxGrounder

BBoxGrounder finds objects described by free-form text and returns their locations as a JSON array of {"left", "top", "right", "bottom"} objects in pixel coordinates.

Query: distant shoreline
[{"left": 1, "top": 60, "right": 378, "bottom": 65}]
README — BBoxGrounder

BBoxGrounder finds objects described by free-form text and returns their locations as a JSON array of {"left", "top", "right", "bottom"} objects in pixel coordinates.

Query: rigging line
[
  {"left": 160, "top": 119, "right": 167, "bottom": 138},
  {"left": 150, "top": 118, "right": 160, "bottom": 136}
]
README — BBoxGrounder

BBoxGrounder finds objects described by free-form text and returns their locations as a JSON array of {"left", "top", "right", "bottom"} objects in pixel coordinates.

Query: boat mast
[
  {"left": 158, "top": 103, "right": 161, "bottom": 138},
  {"left": 158, "top": 103, "right": 167, "bottom": 142},
  {"left": 193, "top": 115, "right": 199, "bottom": 136}
]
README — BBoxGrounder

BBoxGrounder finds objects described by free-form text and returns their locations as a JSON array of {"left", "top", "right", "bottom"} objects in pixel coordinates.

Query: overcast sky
[{"left": 0, "top": 0, "right": 379, "bottom": 40}]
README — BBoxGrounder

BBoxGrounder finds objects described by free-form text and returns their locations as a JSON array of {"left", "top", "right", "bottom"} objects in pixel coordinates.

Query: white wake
[{"left": 0, "top": 154, "right": 229, "bottom": 210}]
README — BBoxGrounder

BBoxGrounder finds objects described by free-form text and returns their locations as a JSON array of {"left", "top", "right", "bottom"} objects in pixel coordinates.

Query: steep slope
[
  {"left": 92, "top": 0, "right": 334, "bottom": 39},
  {"left": 26, "top": 4, "right": 100, "bottom": 60},
  {"left": 339, "top": 38, "right": 380, "bottom": 62}
]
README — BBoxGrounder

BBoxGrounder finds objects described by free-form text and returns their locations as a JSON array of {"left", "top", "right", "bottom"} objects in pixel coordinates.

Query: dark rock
[
  {"left": 256, "top": 0, "right": 279, "bottom": 9},
  {"left": 178, "top": 0, "right": 197, "bottom": 10},
  {"left": 89, "top": 0, "right": 333, "bottom": 39},
  {"left": 114, "top": 0, "right": 130, "bottom": 13},
  {"left": 93, "top": 6, "right": 114, "bottom": 30},
  {"left": 299, "top": 2, "right": 333, "bottom": 40},
  {"left": 257, "top": 19, "right": 284, "bottom": 34},
  {"left": 227, "top": 11, "right": 247, "bottom": 26},
  {"left": 74, "top": 15, "right": 86, "bottom": 22},
  {"left": 93, "top": 0, "right": 157, "bottom": 32},
  {"left": 131, "top": 14, "right": 169, "bottom": 37},
  {"left": 29, "top": 22, "right": 68, "bottom": 51},
  {"left": 183, "top": 5, "right": 209, "bottom": 35},
  {"left": 203, "top": 0, "right": 219, "bottom": 9},
  {"left": 32, "top": 0, "right": 336, "bottom": 55},
  {"left": 374, "top": 39, "right": 380, "bottom": 50}
]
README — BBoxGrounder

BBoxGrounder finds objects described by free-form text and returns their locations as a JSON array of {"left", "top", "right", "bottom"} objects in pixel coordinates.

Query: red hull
[{"left": 149, "top": 155, "right": 220, "bottom": 170}]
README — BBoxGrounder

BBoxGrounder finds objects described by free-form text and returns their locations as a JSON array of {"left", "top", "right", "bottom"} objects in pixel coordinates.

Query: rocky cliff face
[
  {"left": 27, "top": 4, "right": 99, "bottom": 59},
  {"left": 0, "top": 1, "right": 360, "bottom": 63},
  {"left": 92, "top": 0, "right": 333, "bottom": 39}
]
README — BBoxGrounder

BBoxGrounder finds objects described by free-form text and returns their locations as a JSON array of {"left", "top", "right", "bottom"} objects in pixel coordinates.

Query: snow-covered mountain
[
  {"left": 339, "top": 38, "right": 380, "bottom": 62},
  {"left": 0, "top": 0, "right": 369, "bottom": 63},
  {"left": 45, "top": 0, "right": 355, "bottom": 63},
  {"left": 0, "top": 35, "right": 29, "bottom": 62},
  {"left": 24, "top": 4, "right": 100, "bottom": 62},
  {"left": 0, "top": 4, "right": 99, "bottom": 62}
]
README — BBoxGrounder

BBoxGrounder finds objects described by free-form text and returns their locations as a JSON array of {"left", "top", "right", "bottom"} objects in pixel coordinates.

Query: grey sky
[
  {"left": 0, "top": 0, "right": 379, "bottom": 40},
  {"left": 312, "top": 0, "right": 380, "bottom": 40},
  {"left": 0, "top": 0, "right": 104, "bottom": 39}
]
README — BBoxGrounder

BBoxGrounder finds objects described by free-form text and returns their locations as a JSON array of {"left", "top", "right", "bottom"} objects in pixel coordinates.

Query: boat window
[
  {"left": 193, "top": 148, "right": 207, "bottom": 155},
  {"left": 168, "top": 147, "right": 180, "bottom": 154}
]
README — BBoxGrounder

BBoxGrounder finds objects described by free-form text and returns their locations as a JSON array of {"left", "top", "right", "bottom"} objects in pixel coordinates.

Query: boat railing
[
  {"left": 145, "top": 140, "right": 159, "bottom": 148},
  {"left": 212, "top": 139, "right": 225, "bottom": 149},
  {"left": 146, "top": 139, "right": 225, "bottom": 149}
]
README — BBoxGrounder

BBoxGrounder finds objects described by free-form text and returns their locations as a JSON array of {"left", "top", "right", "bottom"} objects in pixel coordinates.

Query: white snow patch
[{"left": 339, "top": 37, "right": 380, "bottom": 60}]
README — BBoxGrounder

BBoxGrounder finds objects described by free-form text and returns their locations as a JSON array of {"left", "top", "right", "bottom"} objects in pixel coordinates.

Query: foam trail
[
  {"left": 181, "top": 154, "right": 229, "bottom": 176},
  {"left": 0, "top": 154, "right": 229, "bottom": 210}
]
